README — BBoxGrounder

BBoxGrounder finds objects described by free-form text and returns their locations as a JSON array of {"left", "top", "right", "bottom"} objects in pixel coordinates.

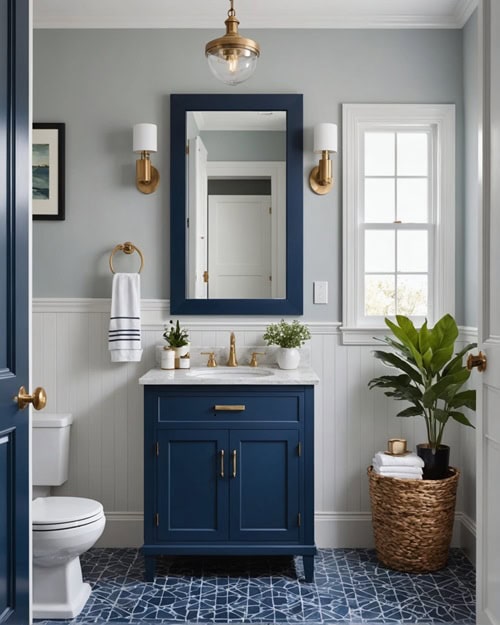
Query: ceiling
[{"left": 34, "top": 0, "right": 477, "bottom": 30}]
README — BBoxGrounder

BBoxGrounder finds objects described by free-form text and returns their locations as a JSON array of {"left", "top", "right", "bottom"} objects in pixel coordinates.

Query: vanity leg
[
  {"left": 144, "top": 555, "right": 156, "bottom": 582},
  {"left": 302, "top": 555, "right": 314, "bottom": 583}
]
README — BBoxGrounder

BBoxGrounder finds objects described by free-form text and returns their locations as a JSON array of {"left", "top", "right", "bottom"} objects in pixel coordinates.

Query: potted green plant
[
  {"left": 368, "top": 314, "right": 476, "bottom": 479},
  {"left": 263, "top": 320, "right": 311, "bottom": 370},
  {"left": 163, "top": 320, "right": 190, "bottom": 368}
]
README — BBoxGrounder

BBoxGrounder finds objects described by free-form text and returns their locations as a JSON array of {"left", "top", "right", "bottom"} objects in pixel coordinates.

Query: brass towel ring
[{"left": 109, "top": 242, "right": 144, "bottom": 274}]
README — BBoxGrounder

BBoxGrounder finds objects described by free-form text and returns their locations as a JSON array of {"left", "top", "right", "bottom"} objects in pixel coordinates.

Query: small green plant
[
  {"left": 368, "top": 314, "right": 476, "bottom": 450},
  {"left": 163, "top": 320, "right": 189, "bottom": 348},
  {"left": 263, "top": 320, "right": 311, "bottom": 349}
]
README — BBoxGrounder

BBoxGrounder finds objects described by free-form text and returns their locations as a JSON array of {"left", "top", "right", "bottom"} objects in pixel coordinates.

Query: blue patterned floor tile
[{"left": 34, "top": 547, "right": 475, "bottom": 624}]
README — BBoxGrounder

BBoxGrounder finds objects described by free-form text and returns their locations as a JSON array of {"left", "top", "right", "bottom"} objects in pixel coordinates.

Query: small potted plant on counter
[
  {"left": 368, "top": 313, "right": 476, "bottom": 479},
  {"left": 163, "top": 320, "right": 190, "bottom": 368},
  {"left": 263, "top": 320, "right": 311, "bottom": 370}
]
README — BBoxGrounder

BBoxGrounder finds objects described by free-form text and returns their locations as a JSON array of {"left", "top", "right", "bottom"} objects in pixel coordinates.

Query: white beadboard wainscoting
[{"left": 32, "top": 299, "right": 477, "bottom": 554}]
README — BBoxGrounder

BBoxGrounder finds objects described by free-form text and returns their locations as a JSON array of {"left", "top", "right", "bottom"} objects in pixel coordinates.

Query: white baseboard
[
  {"left": 94, "top": 510, "right": 477, "bottom": 553},
  {"left": 95, "top": 512, "right": 143, "bottom": 548}
]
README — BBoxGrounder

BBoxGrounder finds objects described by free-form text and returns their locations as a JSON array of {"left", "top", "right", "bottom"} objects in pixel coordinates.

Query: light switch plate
[{"left": 314, "top": 281, "right": 328, "bottom": 304}]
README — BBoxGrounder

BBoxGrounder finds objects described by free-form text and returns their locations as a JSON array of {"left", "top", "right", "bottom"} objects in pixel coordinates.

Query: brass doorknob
[
  {"left": 15, "top": 386, "right": 47, "bottom": 410},
  {"left": 467, "top": 351, "right": 487, "bottom": 372}
]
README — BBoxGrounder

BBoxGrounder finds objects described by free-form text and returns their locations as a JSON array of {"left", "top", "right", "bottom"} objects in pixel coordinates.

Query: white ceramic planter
[
  {"left": 174, "top": 344, "right": 190, "bottom": 368},
  {"left": 276, "top": 347, "right": 300, "bottom": 370}
]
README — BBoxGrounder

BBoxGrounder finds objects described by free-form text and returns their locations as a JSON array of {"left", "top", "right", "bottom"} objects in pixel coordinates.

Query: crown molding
[
  {"left": 455, "top": 0, "right": 478, "bottom": 27},
  {"left": 33, "top": 1, "right": 477, "bottom": 30}
]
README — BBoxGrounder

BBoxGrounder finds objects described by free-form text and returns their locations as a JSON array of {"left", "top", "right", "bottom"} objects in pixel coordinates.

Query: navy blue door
[
  {"left": 0, "top": 0, "right": 30, "bottom": 623},
  {"left": 229, "top": 430, "right": 300, "bottom": 542},
  {"left": 157, "top": 430, "right": 229, "bottom": 542}
]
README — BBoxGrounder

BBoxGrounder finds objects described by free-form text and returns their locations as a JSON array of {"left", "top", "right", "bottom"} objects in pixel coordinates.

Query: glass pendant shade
[{"left": 205, "top": 2, "right": 260, "bottom": 86}]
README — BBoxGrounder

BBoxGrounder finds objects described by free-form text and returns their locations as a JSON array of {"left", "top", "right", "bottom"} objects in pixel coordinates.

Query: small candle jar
[
  {"left": 388, "top": 438, "right": 407, "bottom": 455},
  {"left": 178, "top": 353, "right": 190, "bottom": 369},
  {"left": 161, "top": 347, "right": 175, "bottom": 370}
]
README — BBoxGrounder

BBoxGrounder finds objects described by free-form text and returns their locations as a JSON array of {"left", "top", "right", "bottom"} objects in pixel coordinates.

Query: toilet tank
[{"left": 32, "top": 413, "right": 73, "bottom": 486}]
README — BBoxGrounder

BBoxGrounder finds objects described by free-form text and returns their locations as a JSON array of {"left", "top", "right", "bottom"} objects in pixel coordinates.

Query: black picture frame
[{"left": 32, "top": 122, "right": 65, "bottom": 220}]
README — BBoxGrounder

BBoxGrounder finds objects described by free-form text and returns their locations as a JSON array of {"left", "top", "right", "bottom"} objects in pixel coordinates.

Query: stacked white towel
[
  {"left": 371, "top": 451, "right": 424, "bottom": 480},
  {"left": 108, "top": 273, "right": 143, "bottom": 362}
]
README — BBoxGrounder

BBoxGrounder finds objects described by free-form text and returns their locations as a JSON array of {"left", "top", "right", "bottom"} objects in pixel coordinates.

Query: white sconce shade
[
  {"left": 313, "top": 123, "right": 338, "bottom": 154},
  {"left": 133, "top": 123, "right": 157, "bottom": 153},
  {"left": 133, "top": 123, "right": 159, "bottom": 194}
]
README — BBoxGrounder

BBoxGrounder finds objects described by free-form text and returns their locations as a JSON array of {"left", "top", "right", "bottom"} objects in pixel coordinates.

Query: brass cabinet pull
[
  {"left": 220, "top": 449, "right": 225, "bottom": 478},
  {"left": 214, "top": 405, "right": 246, "bottom": 412},
  {"left": 232, "top": 449, "right": 237, "bottom": 478}
]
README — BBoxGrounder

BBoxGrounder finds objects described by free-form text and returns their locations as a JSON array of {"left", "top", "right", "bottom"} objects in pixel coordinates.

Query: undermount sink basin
[{"left": 188, "top": 367, "right": 274, "bottom": 380}]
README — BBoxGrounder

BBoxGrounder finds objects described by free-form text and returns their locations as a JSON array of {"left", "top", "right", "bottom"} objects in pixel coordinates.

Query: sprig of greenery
[
  {"left": 163, "top": 320, "right": 189, "bottom": 348},
  {"left": 263, "top": 320, "right": 311, "bottom": 349}
]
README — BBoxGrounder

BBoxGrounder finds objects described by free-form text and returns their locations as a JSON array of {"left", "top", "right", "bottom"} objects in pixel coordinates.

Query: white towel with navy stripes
[{"left": 109, "top": 273, "right": 143, "bottom": 362}]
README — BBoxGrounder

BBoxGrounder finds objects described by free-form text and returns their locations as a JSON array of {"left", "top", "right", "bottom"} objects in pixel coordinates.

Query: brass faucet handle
[
  {"left": 201, "top": 352, "right": 217, "bottom": 367},
  {"left": 249, "top": 352, "right": 265, "bottom": 367}
]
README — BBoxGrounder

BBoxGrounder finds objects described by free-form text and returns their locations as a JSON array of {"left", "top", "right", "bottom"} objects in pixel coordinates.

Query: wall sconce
[
  {"left": 309, "top": 123, "right": 337, "bottom": 195},
  {"left": 133, "top": 123, "right": 160, "bottom": 194}
]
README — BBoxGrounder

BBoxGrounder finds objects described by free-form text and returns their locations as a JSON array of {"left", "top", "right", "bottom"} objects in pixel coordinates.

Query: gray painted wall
[
  {"left": 200, "top": 131, "right": 286, "bottom": 161},
  {"left": 33, "top": 28, "right": 464, "bottom": 322},
  {"left": 463, "top": 11, "right": 479, "bottom": 328}
]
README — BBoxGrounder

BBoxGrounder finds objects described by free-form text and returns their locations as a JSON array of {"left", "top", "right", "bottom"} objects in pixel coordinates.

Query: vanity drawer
[{"left": 156, "top": 390, "right": 303, "bottom": 423}]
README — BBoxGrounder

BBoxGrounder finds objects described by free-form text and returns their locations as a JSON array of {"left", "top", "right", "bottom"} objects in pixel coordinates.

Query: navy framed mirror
[{"left": 170, "top": 94, "right": 303, "bottom": 315}]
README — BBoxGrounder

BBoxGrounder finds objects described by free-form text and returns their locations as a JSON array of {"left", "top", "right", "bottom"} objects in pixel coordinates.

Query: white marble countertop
[{"left": 139, "top": 365, "right": 320, "bottom": 386}]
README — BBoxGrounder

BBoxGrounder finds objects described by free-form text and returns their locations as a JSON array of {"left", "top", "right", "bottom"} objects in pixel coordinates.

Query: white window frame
[{"left": 341, "top": 103, "right": 455, "bottom": 345}]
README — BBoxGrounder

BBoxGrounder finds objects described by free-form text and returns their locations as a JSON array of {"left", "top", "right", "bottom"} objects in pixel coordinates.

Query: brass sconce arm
[
  {"left": 309, "top": 150, "right": 333, "bottom": 194},
  {"left": 309, "top": 122, "right": 337, "bottom": 195},
  {"left": 136, "top": 151, "right": 160, "bottom": 194}
]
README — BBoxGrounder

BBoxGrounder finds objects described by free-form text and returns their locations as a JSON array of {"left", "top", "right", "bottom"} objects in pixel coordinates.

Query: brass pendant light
[{"left": 205, "top": 0, "right": 260, "bottom": 86}]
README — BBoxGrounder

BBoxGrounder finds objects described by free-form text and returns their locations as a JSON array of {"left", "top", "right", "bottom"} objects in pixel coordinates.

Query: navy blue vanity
[{"left": 140, "top": 366, "right": 318, "bottom": 582}]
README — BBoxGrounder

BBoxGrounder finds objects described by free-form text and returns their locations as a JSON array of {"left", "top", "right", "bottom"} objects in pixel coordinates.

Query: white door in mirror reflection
[
  {"left": 188, "top": 136, "right": 208, "bottom": 299},
  {"left": 208, "top": 195, "right": 271, "bottom": 299}
]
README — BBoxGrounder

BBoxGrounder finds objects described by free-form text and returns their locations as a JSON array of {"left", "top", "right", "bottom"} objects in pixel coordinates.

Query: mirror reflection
[{"left": 186, "top": 110, "right": 287, "bottom": 300}]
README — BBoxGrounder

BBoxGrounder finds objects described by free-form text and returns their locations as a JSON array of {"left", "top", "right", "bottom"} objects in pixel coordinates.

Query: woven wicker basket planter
[{"left": 368, "top": 466, "right": 459, "bottom": 573}]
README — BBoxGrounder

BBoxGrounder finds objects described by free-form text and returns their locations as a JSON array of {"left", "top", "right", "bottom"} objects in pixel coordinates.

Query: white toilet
[{"left": 32, "top": 413, "right": 106, "bottom": 620}]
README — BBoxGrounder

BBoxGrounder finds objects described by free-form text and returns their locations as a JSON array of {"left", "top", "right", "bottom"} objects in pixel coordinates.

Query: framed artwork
[{"left": 32, "top": 122, "right": 65, "bottom": 220}]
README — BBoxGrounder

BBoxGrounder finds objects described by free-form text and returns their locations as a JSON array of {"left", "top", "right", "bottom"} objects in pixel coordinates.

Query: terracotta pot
[{"left": 416, "top": 444, "right": 450, "bottom": 480}]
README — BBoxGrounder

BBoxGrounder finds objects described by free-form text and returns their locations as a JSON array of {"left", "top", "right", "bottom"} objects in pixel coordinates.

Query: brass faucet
[{"left": 227, "top": 332, "right": 238, "bottom": 367}]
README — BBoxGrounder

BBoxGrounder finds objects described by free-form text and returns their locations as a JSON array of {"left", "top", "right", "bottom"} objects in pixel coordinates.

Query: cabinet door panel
[
  {"left": 229, "top": 430, "right": 300, "bottom": 542},
  {"left": 157, "top": 430, "right": 229, "bottom": 541}
]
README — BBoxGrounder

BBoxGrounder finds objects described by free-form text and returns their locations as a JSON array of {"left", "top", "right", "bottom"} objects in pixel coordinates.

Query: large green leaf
[
  {"left": 418, "top": 321, "right": 431, "bottom": 356},
  {"left": 421, "top": 369, "right": 470, "bottom": 407},
  {"left": 448, "top": 390, "right": 476, "bottom": 410},
  {"left": 442, "top": 343, "right": 477, "bottom": 377},
  {"left": 368, "top": 374, "right": 410, "bottom": 389},
  {"left": 433, "top": 408, "right": 450, "bottom": 423},
  {"left": 371, "top": 350, "right": 422, "bottom": 384},
  {"left": 449, "top": 411, "right": 475, "bottom": 428},
  {"left": 397, "top": 406, "right": 424, "bottom": 417},
  {"left": 429, "top": 314, "right": 459, "bottom": 373},
  {"left": 385, "top": 318, "right": 425, "bottom": 370}
]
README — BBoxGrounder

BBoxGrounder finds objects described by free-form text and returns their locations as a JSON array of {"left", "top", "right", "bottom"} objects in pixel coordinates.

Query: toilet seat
[{"left": 33, "top": 497, "right": 104, "bottom": 531}]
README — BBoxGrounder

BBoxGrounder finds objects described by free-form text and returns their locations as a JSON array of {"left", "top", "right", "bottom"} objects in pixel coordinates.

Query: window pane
[
  {"left": 397, "top": 275, "right": 428, "bottom": 316},
  {"left": 397, "top": 231, "right": 427, "bottom": 272},
  {"left": 397, "top": 133, "right": 428, "bottom": 176},
  {"left": 365, "top": 179, "right": 395, "bottom": 222},
  {"left": 397, "top": 179, "right": 428, "bottom": 223},
  {"left": 365, "top": 231, "right": 395, "bottom": 272},
  {"left": 365, "top": 132, "right": 395, "bottom": 176},
  {"left": 365, "top": 275, "right": 395, "bottom": 316}
]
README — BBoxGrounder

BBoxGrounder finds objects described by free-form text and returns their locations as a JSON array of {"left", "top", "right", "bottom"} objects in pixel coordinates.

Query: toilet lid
[{"left": 33, "top": 497, "right": 104, "bottom": 530}]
